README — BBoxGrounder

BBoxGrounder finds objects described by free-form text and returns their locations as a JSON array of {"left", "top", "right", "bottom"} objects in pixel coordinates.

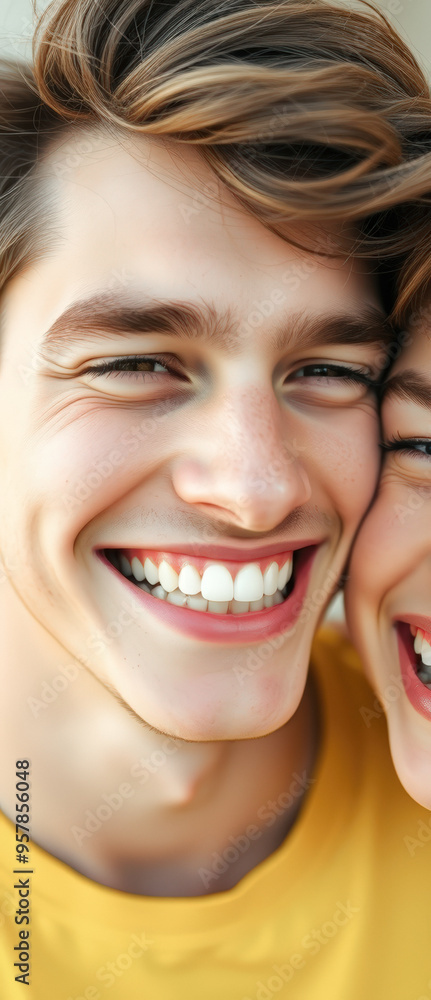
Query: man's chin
[{"left": 97, "top": 634, "right": 313, "bottom": 743}]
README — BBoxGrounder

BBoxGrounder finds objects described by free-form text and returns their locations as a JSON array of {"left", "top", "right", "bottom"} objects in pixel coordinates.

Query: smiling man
[
  {"left": 1, "top": 1, "right": 431, "bottom": 998},
  {"left": 1, "top": 136, "right": 388, "bottom": 744}
]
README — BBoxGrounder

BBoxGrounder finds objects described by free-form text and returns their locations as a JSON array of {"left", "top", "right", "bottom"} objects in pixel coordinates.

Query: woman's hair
[
  {"left": 395, "top": 222, "right": 431, "bottom": 325},
  {"left": 1, "top": 0, "right": 431, "bottom": 313}
]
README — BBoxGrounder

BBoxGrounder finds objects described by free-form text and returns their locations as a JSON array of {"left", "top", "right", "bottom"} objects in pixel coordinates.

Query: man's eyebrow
[
  {"left": 39, "top": 292, "right": 391, "bottom": 357},
  {"left": 40, "top": 295, "right": 234, "bottom": 355},
  {"left": 271, "top": 307, "right": 392, "bottom": 353},
  {"left": 381, "top": 370, "right": 431, "bottom": 408}
]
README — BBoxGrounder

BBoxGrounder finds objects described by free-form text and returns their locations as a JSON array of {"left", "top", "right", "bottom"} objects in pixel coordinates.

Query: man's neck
[{"left": 0, "top": 584, "right": 320, "bottom": 896}]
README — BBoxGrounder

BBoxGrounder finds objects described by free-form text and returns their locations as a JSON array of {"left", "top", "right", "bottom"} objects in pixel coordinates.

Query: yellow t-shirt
[{"left": 1, "top": 629, "right": 431, "bottom": 1000}]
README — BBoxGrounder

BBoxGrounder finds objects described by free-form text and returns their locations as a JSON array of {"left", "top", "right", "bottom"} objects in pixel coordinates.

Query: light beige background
[{"left": 0, "top": 1, "right": 430, "bottom": 79}]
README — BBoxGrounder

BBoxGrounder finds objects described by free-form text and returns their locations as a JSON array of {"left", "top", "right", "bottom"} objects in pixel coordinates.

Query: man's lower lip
[
  {"left": 100, "top": 546, "right": 318, "bottom": 645},
  {"left": 397, "top": 622, "right": 431, "bottom": 720}
]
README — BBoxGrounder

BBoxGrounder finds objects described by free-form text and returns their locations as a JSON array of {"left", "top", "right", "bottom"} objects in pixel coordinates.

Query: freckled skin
[
  {"left": 346, "top": 320, "right": 431, "bottom": 808},
  {"left": 0, "top": 129, "right": 384, "bottom": 891}
]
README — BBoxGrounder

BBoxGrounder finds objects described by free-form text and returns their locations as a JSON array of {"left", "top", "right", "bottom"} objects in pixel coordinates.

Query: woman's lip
[
  {"left": 396, "top": 622, "right": 431, "bottom": 720},
  {"left": 396, "top": 614, "right": 431, "bottom": 634},
  {"left": 98, "top": 545, "right": 320, "bottom": 646},
  {"left": 95, "top": 538, "right": 325, "bottom": 562}
]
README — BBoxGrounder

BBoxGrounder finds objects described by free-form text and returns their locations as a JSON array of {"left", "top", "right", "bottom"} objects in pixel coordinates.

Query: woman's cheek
[{"left": 349, "top": 481, "right": 421, "bottom": 603}]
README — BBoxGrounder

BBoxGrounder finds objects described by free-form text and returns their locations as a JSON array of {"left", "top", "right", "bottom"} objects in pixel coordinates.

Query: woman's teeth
[
  {"left": 113, "top": 552, "right": 293, "bottom": 615},
  {"left": 410, "top": 626, "right": 431, "bottom": 686}
]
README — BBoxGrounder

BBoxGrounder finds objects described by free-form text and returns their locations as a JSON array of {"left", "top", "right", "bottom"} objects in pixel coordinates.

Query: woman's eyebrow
[{"left": 381, "top": 370, "right": 431, "bottom": 408}]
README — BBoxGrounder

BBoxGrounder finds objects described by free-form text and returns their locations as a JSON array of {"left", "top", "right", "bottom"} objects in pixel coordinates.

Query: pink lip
[
  {"left": 99, "top": 545, "right": 320, "bottom": 645},
  {"left": 397, "top": 614, "right": 431, "bottom": 635},
  {"left": 101, "top": 538, "right": 324, "bottom": 562},
  {"left": 123, "top": 547, "right": 294, "bottom": 575},
  {"left": 396, "top": 622, "right": 431, "bottom": 720}
]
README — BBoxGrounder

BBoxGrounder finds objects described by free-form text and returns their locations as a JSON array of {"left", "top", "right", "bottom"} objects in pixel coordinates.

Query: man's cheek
[
  {"left": 326, "top": 415, "right": 380, "bottom": 525},
  {"left": 26, "top": 419, "right": 164, "bottom": 525}
]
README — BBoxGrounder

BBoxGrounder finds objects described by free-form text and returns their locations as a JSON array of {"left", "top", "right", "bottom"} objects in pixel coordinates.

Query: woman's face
[{"left": 346, "top": 307, "right": 431, "bottom": 807}]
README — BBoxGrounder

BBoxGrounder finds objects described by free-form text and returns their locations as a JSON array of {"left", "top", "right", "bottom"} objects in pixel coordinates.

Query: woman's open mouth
[
  {"left": 396, "top": 622, "right": 431, "bottom": 719},
  {"left": 409, "top": 626, "right": 431, "bottom": 688}
]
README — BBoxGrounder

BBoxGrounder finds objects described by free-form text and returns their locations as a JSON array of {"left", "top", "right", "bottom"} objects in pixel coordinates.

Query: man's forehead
[
  {"left": 2, "top": 126, "right": 386, "bottom": 355},
  {"left": 41, "top": 126, "right": 369, "bottom": 276}
]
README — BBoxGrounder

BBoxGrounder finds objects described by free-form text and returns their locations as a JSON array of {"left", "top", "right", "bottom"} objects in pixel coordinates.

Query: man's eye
[
  {"left": 82, "top": 355, "right": 184, "bottom": 380},
  {"left": 292, "top": 364, "right": 372, "bottom": 385},
  {"left": 282, "top": 360, "right": 377, "bottom": 408}
]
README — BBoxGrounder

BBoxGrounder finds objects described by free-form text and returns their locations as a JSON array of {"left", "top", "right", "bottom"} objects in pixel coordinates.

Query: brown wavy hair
[
  {"left": 395, "top": 226, "right": 431, "bottom": 325},
  {"left": 1, "top": 0, "right": 431, "bottom": 311}
]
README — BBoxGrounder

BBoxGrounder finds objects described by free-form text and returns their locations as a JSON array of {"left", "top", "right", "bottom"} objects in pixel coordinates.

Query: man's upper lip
[
  {"left": 396, "top": 614, "right": 431, "bottom": 635},
  {"left": 98, "top": 538, "right": 323, "bottom": 561}
]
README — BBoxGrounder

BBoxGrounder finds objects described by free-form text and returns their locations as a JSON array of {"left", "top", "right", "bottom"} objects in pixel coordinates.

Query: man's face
[{"left": 0, "top": 130, "right": 385, "bottom": 740}]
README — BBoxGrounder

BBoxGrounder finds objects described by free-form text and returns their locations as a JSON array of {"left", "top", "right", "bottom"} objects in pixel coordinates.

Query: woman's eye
[{"left": 381, "top": 438, "right": 431, "bottom": 458}]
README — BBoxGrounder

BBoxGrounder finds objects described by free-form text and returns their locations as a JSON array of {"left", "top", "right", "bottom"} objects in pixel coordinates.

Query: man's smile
[
  {"left": 99, "top": 543, "right": 321, "bottom": 644},
  {"left": 108, "top": 547, "right": 295, "bottom": 613}
]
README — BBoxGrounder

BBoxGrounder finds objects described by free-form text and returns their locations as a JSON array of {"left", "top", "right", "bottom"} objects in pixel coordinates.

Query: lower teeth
[{"left": 136, "top": 582, "right": 287, "bottom": 614}]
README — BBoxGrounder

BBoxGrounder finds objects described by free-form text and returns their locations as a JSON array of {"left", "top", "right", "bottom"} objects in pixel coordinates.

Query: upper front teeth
[
  {"left": 263, "top": 562, "right": 279, "bottom": 596},
  {"left": 117, "top": 552, "right": 293, "bottom": 604},
  {"left": 144, "top": 557, "right": 159, "bottom": 585},
  {"left": 202, "top": 564, "right": 234, "bottom": 602},
  {"left": 411, "top": 626, "right": 431, "bottom": 668},
  {"left": 232, "top": 564, "right": 263, "bottom": 602},
  {"left": 159, "top": 561, "right": 179, "bottom": 593},
  {"left": 178, "top": 564, "right": 201, "bottom": 595}
]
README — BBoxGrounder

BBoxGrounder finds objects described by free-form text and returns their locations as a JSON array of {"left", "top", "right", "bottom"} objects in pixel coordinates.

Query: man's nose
[{"left": 171, "top": 387, "right": 312, "bottom": 532}]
